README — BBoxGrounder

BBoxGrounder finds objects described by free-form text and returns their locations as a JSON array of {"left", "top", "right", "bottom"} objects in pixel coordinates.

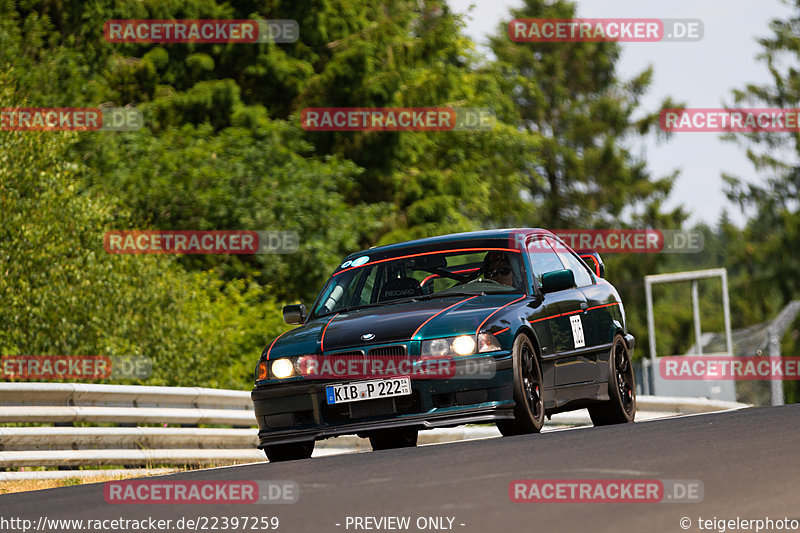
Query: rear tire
[
  {"left": 369, "top": 428, "right": 419, "bottom": 450},
  {"left": 497, "top": 334, "right": 545, "bottom": 436},
  {"left": 589, "top": 334, "right": 636, "bottom": 426},
  {"left": 264, "top": 441, "right": 315, "bottom": 462}
]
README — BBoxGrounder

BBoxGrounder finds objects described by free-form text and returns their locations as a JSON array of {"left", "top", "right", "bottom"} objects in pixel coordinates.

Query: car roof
[{"left": 341, "top": 228, "right": 553, "bottom": 261}]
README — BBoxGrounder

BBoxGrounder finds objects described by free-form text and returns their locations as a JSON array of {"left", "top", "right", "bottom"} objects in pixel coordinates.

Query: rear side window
[{"left": 547, "top": 237, "right": 595, "bottom": 287}]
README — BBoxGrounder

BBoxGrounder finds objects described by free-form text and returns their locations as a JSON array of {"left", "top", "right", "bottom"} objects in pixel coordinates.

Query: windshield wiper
[
  {"left": 320, "top": 297, "right": 419, "bottom": 317},
  {"left": 327, "top": 302, "right": 388, "bottom": 315},
  {"left": 413, "top": 291, "right": 484, "bottom": 301},
  {"left": 314, "top": 292, "right": 487, "bottom": 319}
]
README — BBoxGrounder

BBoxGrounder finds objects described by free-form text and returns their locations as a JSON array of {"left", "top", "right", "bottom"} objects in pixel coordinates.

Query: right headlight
[
  {"left": 421, "top": 333, "right": 502, "bottom": 357},
  {"left": 452, "top": 335, "right": 477, "bottom": 355}
]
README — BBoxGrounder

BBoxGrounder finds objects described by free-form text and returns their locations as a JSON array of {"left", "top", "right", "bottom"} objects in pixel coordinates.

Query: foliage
[
  {"left": 0, "top": 74, "right": 285, "bottom": 389},
  {"left": 0, "top": 0, "right": 725, "bottom": 391}
]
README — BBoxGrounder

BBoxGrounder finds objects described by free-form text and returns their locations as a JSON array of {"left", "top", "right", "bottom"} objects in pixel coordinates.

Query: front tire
[
  {"left": 588, "top": 334, "right": 636, "bottom": 426},
  {"left": 369, "top": 428, "right": 418, "bottom": 451},
  {"left": 497, "top": 334, "right": 545, "bottom": 436},
  {"left": 264, "top": 440, "right": 315, "bottom": 462}
]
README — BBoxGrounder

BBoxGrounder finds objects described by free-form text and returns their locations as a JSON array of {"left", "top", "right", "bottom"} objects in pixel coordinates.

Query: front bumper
[{"left": 251, "top": 355, "right": 513, "bottom": 447}]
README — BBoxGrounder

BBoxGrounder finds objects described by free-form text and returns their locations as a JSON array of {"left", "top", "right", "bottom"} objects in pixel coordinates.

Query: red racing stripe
[
  {"left": 334, "top": 248, "right": 521, "bottom": 277},
  {"left": 320, "top": 312, "right": 340, "bottom": 353},
  {"left": 476, "top": 296, "right": 525, "bottom": 335},
  {"left": 528, "top": 301, "right": 620, "bottom": 325},
  {"left": 588, "top": 302, "right": 620, "bottom": 311},
  {"left": 266, "top": 330, "right": 289, "bottom": 361},
  {"left": 411, "top": 295, "right": 480, "bottom": 340}
]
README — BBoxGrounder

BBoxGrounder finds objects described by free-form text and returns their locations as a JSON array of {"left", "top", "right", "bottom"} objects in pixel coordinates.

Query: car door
[
  {"left": 547, "top": 237, "right": 615, "bottom": 386},
  {"left": 526, "top": 236, "right": 593, "bottom": 389}
]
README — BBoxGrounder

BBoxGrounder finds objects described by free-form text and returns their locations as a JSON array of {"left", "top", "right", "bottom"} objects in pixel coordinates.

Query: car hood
[{"left": 266, "top": 293, "right": 523, "bottom": 358}]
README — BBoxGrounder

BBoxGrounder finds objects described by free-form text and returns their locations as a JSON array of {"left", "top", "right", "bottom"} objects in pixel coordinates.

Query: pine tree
[{"left": 489, "top": 0, "right": 684, "bottom": 229}]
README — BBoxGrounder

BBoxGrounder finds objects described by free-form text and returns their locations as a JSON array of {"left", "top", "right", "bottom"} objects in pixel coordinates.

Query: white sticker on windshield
[
  {"left": 340, "top": 260, "right": 353, "bottom": 269},
  {"left": 351, "top": 256, "right": 370, "bottom": 267},
  {"left": 570, "top": 315, "right": 585, "bottom": 348}
]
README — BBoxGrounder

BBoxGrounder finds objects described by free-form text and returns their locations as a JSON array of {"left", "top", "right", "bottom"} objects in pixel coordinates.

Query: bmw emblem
[{"left": 361, "top": 333, "right": 376, "bottom": 341}]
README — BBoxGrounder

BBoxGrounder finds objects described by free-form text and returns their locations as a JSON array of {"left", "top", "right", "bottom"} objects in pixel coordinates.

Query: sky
[{"left": 447, "top": 0, "right": 796, "bottom": 227}]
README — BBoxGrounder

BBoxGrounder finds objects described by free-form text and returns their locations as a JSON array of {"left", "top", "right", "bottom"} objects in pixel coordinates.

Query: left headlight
[
  {"left": 421, "top": 333, "right": 501, "bottom": 357},
  {"left": 271, "top": 358, "right": 296, "bottom": 379}
]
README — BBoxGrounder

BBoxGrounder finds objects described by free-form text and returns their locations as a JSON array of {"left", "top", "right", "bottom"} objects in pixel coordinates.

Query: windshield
[{"left": 311, "top": 248, "right": 526, "bottom": 318}]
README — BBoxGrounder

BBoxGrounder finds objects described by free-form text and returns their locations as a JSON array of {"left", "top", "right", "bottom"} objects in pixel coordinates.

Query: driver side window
[
  {"left": 547, "top": 237, "right": 595, "bottom": 287},
  {"left": 526, "top": 237, "right": 565, "bottom": 284}
]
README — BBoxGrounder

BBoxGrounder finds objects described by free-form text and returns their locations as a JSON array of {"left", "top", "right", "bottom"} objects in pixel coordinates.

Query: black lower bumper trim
[{"left": 256, "top": 405, "right": 514, "bottom": 447}]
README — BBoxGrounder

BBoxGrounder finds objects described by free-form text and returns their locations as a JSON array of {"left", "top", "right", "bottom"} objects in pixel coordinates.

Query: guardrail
[
  {"left": 0, "top": 383, "right": 749, "bottom": 474},
  {"left": 0, "top": 383, "right": 261, "bottom": 468}
]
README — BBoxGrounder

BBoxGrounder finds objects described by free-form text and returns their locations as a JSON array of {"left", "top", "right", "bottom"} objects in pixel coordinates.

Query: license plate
[{"left": 326, "top": 377, "right": 411, "bottom": 405}]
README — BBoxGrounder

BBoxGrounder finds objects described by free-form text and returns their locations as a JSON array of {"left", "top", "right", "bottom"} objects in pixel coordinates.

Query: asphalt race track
[{"left": 2, "top": 405, "right": 799, "bottom": 533}]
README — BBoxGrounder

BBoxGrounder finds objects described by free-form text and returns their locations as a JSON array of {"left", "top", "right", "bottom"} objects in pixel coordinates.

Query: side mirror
[
  {"left": 578, "top": 250, "right": 605, "bottom": 278},
  {"left": 540, "top": 269, "right": 576, "bottom": 294},
  {"left": 283, "top": 304, "right": 306, "bottom": 325}
]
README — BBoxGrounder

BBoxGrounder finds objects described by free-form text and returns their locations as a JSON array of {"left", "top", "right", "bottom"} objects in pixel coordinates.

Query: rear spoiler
[{"left": 576, "top": 249, "right": 604, "bottom": 278}]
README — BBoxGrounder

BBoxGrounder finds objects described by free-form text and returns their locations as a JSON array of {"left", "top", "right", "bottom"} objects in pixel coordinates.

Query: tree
[
  {"left": 721, "top": 3, "right": 800, "bottom": 402},
  {"left": 0, "top": 71, "right": 286, "bottom": 390},
  {"left": 0, "top": 0, "right": 694, "bottom": 385},
  {"left": 722, "top": 2, "right": 800, "bottom": 311},
  {"left": 489, "top": 0, "right": 683, "bottom": 229}
]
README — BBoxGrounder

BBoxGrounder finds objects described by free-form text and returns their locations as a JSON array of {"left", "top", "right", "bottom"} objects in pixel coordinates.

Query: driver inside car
[{"left": 483, "top": 251, "right": 515, "bottom": 287}]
